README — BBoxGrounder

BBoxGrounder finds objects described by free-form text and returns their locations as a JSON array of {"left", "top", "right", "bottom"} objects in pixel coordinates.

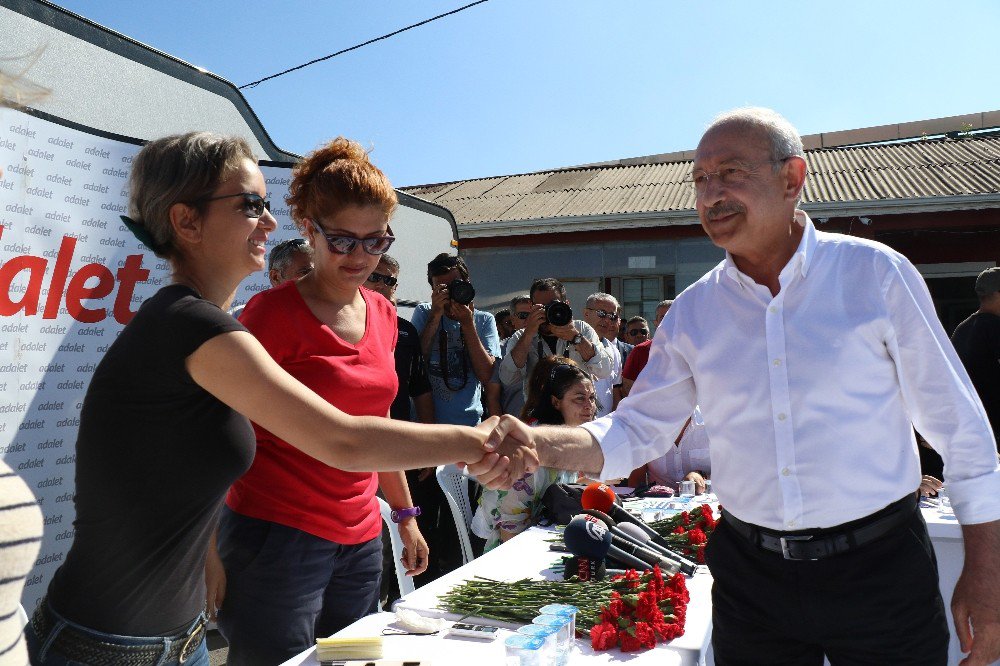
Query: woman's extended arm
[{"left": 187, "top": 330, "right": 511, "bottom": 472}]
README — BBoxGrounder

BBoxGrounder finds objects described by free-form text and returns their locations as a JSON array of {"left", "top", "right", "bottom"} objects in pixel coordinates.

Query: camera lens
[
  {"left": 545, "top": 301, "right": 573, "bottom": 327},
  {"left": 448, "top": 279, "right": 476, "bottom": 306}
]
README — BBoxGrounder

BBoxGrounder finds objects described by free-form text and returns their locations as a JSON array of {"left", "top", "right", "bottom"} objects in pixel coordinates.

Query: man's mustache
[{"left": 706, "top": 202, "right": 746, "bottom": 220}]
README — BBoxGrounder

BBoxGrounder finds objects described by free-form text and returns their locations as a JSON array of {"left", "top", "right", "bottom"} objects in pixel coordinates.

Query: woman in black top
[{"left": 26, "top": 132, "right": 526, "bottom": 665}]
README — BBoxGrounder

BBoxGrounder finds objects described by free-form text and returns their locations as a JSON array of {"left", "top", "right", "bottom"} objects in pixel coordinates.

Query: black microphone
[
  {"left": 561, "top": 555, "right": 606, "bottom": 581},
  {"left": 579, "top": 508, "right": 697, "bottom": 576},
  {"left": 563, "top": 515, "right": 649, "bottom": 571}
]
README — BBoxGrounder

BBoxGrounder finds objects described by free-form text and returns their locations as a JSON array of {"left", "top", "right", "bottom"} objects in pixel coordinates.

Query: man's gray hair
[
  {"left": 656, "top": 299, "right": 674, "bottom": 311},
  {"left": 708, "top": 107, "right": 804, "bottom": 162},
  {"left": 510, "top": 294, "right": 532, "bottom": 310},
  {"left": 585, "top": 292, "right": 620, "bottom": 309}
]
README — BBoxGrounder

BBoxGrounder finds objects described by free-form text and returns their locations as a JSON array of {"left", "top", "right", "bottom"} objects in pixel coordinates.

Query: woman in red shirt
[{"left": 212, "top": 138, "right": 427, "bottom": 664}]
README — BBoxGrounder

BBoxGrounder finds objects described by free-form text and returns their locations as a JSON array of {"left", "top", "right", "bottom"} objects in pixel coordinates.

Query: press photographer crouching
[{"left": 499, "top": 277, "right": 612, "bottom": 409}]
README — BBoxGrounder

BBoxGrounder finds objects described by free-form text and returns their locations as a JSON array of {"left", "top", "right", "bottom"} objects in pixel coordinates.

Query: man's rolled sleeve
[
  {"left": 881, "top": 253, "right": 1000, "bottom": 525},
  {"left": 578, "top": 321, "right": 612, "bottom": 379},
  {"left": 499, "top": 329, "right": 525, "bottom": 387}
]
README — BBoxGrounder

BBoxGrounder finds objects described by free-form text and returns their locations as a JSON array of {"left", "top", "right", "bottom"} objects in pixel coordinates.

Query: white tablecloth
[{"left": 281, "top": 524, "right": 714, "bottom": 666}]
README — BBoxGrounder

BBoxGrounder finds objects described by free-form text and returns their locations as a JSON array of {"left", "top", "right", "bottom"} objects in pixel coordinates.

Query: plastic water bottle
[{"left": 938, "top": 486, "right": 952, "bottom": 514}]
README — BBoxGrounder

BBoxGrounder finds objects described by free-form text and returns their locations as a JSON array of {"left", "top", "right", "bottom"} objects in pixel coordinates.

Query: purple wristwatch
[{"left": 390, "top": 506, "right": 422, "bottom": 523}]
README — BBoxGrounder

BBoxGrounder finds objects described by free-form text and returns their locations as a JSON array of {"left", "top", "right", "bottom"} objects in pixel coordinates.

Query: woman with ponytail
[{"left": 212, "top": 137, "right": 431, "bottom": 664}]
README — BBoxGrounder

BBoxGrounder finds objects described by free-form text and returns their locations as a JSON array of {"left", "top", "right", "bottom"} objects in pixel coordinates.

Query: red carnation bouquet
[
  {"left": 589, "top": 565, "right": 689, "bottom": 652},
  {"left": 648, "top": 503, "right": 717, "bottom": 564}
]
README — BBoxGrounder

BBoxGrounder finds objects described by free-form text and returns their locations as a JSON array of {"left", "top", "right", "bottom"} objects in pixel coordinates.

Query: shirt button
[
  {"left": 777, "top": 413, "right": 787, "bottom": 421},
  {"left": 769, "top": 306, "right": 778, "bottom": 313},
  {"left": 773, "top": 359, "right": 782, "bottom": 366},
  {"left": 787, "top": 521, "right": 796, "bottom": 528},
  {"left": 781, "top": 467, "right": 790, "bottom": 476}
]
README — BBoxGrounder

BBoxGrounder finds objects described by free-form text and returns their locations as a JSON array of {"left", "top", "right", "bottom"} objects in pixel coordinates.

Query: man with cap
[{"left": 952, "top": 267, "right": 1000, "bottom": 447}]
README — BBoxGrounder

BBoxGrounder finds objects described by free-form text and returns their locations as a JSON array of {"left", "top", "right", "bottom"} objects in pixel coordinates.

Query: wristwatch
[
  {"left": 571, "top": 334, "right": 583, "bottom": 345},
  {"left": 390, "top": 506, "right": 422, "bottom": 523}
]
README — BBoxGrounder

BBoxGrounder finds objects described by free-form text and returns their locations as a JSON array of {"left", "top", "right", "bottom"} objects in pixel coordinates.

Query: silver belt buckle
[{"left": 779, "top": 534, "right": 816, "bottom": 560}]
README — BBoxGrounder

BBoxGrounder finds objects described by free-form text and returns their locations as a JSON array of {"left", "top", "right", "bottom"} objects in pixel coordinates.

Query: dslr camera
[
  {"left": 544, "top": 300, "right": 573, "bottom": 327},
  {"left": 447, "top": 279, "right": 476, "bottom": 306}
]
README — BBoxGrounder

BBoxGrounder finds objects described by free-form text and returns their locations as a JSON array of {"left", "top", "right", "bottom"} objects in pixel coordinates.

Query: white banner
[{"left": 0, "top": 107, "right": 298, "bottom": 612}]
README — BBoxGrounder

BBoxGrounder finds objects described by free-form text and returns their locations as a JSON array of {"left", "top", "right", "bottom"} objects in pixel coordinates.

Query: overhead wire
[{"left": 239, "top": 0, "right": 490, "bottom": 89}]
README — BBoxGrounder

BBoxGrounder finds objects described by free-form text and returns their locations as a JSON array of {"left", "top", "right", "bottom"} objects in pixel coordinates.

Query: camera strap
[
  {"left": 438, "top": 324, "right": 469, "bottom": 392},
  {"left": 538, "top": 336, "right": 571, "bottom": 360}
]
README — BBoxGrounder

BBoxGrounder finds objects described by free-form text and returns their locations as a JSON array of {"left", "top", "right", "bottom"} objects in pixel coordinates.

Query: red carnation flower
[{"left": 590, "top": 621, "right": 619, "bottom": 651}]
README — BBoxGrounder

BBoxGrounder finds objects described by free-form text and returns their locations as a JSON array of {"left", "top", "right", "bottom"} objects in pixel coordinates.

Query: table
[
  {"left": 922, "top": 502, "right": 1000, "bottom": 666},
  {"left": 281, "top": 525, "right": 715, "bottom": 666}
]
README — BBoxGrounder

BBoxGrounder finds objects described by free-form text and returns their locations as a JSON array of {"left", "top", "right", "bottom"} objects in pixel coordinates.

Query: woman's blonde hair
[{"left": 127, "top": 132, "right": 255, "bottom": 259}]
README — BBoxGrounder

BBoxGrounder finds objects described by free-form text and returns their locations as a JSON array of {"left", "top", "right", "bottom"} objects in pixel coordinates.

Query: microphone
[
  {"left": 561, "top": 555, "right": 606, "bottom": 581},
  {"left": 563, "top": 515, "right": 649, "bottom": 571},
  {"left": 578, "top": 510, "right": 681, "bottom": 575},
  {"left": 581, "top": 483, "right": 677, "bottom": 548},
  {"left": 580, "top": 508, "right": 697, "bottom": 576}
]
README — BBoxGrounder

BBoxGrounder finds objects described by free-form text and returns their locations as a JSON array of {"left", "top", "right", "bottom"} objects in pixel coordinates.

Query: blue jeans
[
  {"left": 25, "top": 601, "right": 208, "bottom": 666},
  {"left": 217, "top": 507, "right": 383, "bottom": 666}
]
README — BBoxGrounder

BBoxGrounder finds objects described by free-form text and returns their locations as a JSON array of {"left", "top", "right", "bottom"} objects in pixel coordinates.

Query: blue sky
[{"left": 55, "top": 0, "right": 1000, "bottom": 187}]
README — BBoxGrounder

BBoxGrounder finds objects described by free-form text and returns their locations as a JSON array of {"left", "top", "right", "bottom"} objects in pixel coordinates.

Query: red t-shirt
[
  {"left": 621, "top": 340, "right": 652, "bottom": 382},
  {"left": 226, "top": 282, "right": 398, "bottom": 544}
]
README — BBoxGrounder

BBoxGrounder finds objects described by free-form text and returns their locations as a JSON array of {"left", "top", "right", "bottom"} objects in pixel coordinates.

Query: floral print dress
[{"left": 471, "top": 467, "right": 577, "bottom": 552}]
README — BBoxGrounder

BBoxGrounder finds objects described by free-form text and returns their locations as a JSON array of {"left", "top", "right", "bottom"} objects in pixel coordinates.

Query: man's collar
[{"left": 723, "top": 210, "right": 816, "bottom": 287}]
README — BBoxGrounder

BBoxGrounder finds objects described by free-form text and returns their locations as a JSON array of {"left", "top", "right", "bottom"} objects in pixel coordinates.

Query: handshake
[
  {"left": 465, "top": 415, "right": 542, "bottom": 489},
  {"left": 462, "top": 415, "right": 602, "bottom": 488}
]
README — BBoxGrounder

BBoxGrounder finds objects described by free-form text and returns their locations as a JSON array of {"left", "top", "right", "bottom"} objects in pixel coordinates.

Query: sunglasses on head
[
  {"left": 628, "top": 328, "right": 649, "bottom": 337},
  {"left": 586, "top": 307, "right": 620, "bottom": 321},
  {"left": 198, "top": 192, "right": 271, "bottom": 218},
  {"left": 366, "top": 271, "right": 398, "bottom": 287},
  {"left": 309, "top": 220, "right": 395, "bottom": 255}
]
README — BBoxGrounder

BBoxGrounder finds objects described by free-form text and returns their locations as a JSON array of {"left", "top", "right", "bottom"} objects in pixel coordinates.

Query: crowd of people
[{"left": 1, "top": 94, "right": 998, "bottom": 666}]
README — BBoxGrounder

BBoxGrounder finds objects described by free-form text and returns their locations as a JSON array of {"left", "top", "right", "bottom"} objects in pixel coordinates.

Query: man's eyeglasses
[
  {"left": 513, "top": 312, "right": 530, "bottom": 320},
  {"left": 685, "top": 158, "right": 790, "bottom": 194},
  {"left": 585, "top": 307, "right": 620, "bottom": 322},
  {"left": 310, "top": 220, "right": 395, "bottom": 255},
  {"left": 628, "top": 328, "right": 649, "bottom": 337},
  {"left": 366, "top": 271, "right": 398, "bottom": 287},
  {"left": 197, "top": 192, "right": 271, "bottom": 218}
]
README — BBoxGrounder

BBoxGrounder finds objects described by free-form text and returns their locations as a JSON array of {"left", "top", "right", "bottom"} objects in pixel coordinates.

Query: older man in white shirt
[
  {"left": 581, "top": 292, "right": 627, "bottom": 418},
  {"left": 474, "top": 108, "right": 1000, "bottom": 666}
]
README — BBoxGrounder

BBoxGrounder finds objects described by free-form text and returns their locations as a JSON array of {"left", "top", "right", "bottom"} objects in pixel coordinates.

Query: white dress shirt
[
  {"left": 499, "top": 320, "right": 613, "bottom": 395},
  {"left": 583, "top": 211, "right": 1000, "bottom": 531},
  {"left": 646, "top": 406, "right": 711, "bottom": 486},
  {"left": 592, "top": 338, "right": 622, "bottom": 419}
]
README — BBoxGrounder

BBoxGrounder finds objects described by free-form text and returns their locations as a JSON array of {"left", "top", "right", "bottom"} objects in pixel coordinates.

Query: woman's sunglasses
[
  {"left": 366, "top": 271, "right": 398, "bottom": 287},
  {"left": 310, "top": 220, "right": 395, "bottom": 255},
  {"left": 198, "top": 192, "right": 271, "bottom": 218}
]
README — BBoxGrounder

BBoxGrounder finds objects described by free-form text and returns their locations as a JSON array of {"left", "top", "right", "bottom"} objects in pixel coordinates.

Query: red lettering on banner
[{"left": 0, "top": 225, "right": 150, "bottom": 325}]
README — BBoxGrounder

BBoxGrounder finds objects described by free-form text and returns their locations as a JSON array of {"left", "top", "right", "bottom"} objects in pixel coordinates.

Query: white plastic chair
[
  {"left": 436, "top": 464, "right": 476, "bottom": 565},
  {"left": 377, "top": 497, "right": 415, "bottom": 597}
]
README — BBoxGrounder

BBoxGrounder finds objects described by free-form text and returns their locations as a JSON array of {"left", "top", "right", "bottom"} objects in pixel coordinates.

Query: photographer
[
  {"left": 499, "top": 278, "right": 611, "bottom": 406},
  {"left": 412, "top": 254, "right": 500, "bottom": 427}
]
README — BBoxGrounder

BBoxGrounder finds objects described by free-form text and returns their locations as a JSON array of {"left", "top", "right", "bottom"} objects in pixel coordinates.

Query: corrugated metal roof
[{"left": 401, "top": 135, "right": 1000, "bottom": 227}]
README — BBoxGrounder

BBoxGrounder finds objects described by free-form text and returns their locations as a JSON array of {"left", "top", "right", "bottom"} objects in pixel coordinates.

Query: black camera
[
  {"left": 448, "top": 279, "right": 476, "bottom": 306},
  {"left": 544, "top": 300, "right": 573, "bottom": 327}
]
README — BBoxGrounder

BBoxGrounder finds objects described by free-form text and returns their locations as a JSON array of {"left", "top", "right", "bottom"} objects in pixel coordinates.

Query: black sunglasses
[
  {"left": 366, "top": 271, "right": 398, "bottom": 287},
  {"left": 310, "top": 220, "right": 395, "bottom": 256},
  {"left": 628, "top": 328, "right": 649, "bottom": 337},
  {"left": 585, "top": 307, "right": 620, "bottom": 321},
  {"left": 198, "top": 192, "right": 271, "bottom": 218},
  {"left": 514, "top": 311, "right": 530, "bottom": 320}
]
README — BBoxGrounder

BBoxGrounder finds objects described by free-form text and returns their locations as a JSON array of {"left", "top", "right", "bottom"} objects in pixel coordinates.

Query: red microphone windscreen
[{"left": 581, "top": 482, "right": 616, "bottom": 513}]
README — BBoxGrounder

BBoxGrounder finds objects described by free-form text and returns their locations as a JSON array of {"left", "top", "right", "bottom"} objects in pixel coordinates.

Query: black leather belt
[
  {"left": 721, "top": 495, "right": 916, "bottom": 561},
  {"left": 31, "top": 601, "right": 206, "bottom": 666}
]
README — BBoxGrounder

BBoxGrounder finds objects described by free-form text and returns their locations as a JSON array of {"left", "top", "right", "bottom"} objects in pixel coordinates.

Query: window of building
[{"left": 613, "top": 275, "right": 675, "bottom": 335}]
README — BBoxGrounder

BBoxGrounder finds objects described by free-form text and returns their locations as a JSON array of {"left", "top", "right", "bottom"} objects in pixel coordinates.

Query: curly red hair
[{"left": 286, "top": 137, "right": 397, "bottom": 234}]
